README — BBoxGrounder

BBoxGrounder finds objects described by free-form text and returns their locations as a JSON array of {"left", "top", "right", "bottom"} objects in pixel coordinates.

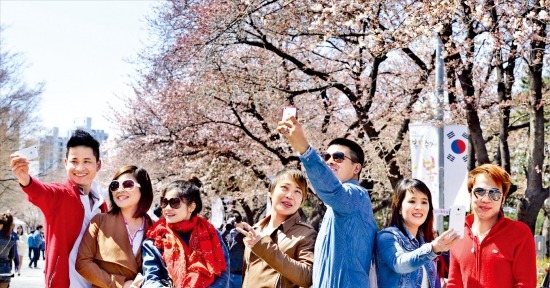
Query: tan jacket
[
  {"left": 242, "top": 212, "right": 316, "bottom": 288},
  {"left": 76, "top": 212, "right": 152, "bottom": 288}
]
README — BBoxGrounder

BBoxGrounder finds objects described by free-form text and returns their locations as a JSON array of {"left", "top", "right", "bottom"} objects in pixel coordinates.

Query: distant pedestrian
[
  {"left": 15, "top": 226, "right": 28, "bottom": 276},
  {"left": 28, "top": 225, "right": 43, "bottom": 269},
  {"left": 0, "top": 212, "right": 16, "bottom": 288}
]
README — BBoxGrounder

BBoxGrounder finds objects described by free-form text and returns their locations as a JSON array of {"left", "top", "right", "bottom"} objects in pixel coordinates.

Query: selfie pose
[
  {"left": 447, "top": 164, "right": 536, "bottom": 287},
  {"left": 237, "top": 168, "right": 316, "bottom": 288},
  {"left": 142, "top": 179, "right": 229, "bottom": 288},
  {"left": 376, "top": 179, "right": 459, "bottom": 288}
]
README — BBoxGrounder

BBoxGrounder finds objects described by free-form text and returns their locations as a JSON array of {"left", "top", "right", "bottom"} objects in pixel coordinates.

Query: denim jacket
[
  {"left": 375, "top": 226, "right": 438, "bottom": 288},
  {"left": 299, "top": 147, "right": 377, "bottom": 288},
  {"left": 141, "top": 230, "right": 230, "bottom": 288}
]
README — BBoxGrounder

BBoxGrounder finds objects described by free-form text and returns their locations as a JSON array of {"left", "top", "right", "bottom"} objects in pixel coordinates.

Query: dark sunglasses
[
  {"left": 320, "top": 152, "right": 353, "bottom": 163},
  {"left": 472, "top": 187, "right": 502, "bottom": 201},
  {"left": 109, "top": 179, "right": 141, "bottom": 192},
  {"left": 160, "top": 197, "right": 183, "bottom": 209}
]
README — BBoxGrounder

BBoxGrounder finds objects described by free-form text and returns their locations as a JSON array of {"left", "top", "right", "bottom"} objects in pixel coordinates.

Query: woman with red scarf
[{"left": 142, "top": 179, "right": 229, "bottom": 288}]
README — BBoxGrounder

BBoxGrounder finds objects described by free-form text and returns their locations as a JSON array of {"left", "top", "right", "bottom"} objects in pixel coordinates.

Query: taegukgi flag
[{"left": 443, "top": 125, "right": 469, "bottom": 210}]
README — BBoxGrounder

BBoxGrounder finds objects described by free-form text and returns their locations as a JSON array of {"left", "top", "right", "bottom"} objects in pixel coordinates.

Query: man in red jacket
[{"left": 10, "top": 129, "right": 108, "bottom": 287}]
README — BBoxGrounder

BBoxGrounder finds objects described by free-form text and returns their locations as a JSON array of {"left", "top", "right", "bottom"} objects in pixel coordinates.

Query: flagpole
[{"left": 435, "top": 35, "right": 445, "bottom": 234}]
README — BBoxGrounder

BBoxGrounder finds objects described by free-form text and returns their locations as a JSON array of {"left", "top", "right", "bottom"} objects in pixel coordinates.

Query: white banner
[
  {"left": 409, "top": 124, "right": 440, "bottom": 209},
  {"left": 443, "top": 125, "right": 470, "bottom": 210}
]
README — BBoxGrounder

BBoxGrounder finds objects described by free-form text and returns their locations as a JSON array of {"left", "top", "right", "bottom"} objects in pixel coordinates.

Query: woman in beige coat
[
  {"left": 237, "top": 168, "right": 317, "bottom": 288},
  {"left": 77, "top": 165, "right": 153, "bottom": 288}
]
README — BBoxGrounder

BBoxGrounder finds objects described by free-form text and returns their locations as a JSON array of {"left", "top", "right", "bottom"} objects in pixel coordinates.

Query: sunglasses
[
  {"left": 109, "top": 179, "right": 141, "bottom": 192},
  {"left": 160, "top": 197, "right": 183, "bottom": 209},
  {"left": 320, "top": 152, "right": 354, "bottom": 163},
  {"left": 472, "top": 187, "right": 502, "bottom": 201}
]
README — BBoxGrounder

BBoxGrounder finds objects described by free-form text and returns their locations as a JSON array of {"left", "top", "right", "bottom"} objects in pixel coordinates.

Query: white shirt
[{"left": 69, "top": 181, "right": 105, "bottom": 288}]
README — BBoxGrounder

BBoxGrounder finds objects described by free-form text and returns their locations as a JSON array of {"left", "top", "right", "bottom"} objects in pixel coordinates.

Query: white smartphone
[
  {"left": 281, "top": 106, "right": 297, "bottom": 121},
  {"left": 448, "top": 205, "right": 466, "bottom": 238},
  {"left": 16, "top": 145, "right": 38, "bottom": 160}
]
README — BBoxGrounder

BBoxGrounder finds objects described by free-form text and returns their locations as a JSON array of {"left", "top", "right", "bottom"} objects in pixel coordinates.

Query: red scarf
[{"left": 146, "top": 215, "right": 226, "bottom": 288}]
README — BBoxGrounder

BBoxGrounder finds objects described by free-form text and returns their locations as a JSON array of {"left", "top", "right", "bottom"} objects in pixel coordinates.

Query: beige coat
[
  {"left": 242, "top": 212, "right": 316, "bottom": 288},
  {"left": 76, "top": 212, "right": 152, "bottom": 288}
]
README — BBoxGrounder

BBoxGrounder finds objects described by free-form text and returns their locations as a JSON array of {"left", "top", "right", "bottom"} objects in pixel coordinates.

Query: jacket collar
[{"left": 254, "top": 211, "right": 302, "bottom": 234}]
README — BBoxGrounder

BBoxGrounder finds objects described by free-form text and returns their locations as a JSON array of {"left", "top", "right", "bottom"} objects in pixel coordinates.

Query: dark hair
[
  {"left": 109, "top": 165, "right": 154, "bottom": 218},
  {"left": 234, "top": 214, "right": 243, "bottom": 223},
  {"left": 328, "top": 138, "right": 364, "bottom": 164},
  {"left": 66, "top": 129, "right": 100, "bottom": 161},
  {"left": 328, "top": 138, "right": 364, "bottom": 178},
  {"left": 36, "top": 225, "right": 43, "bottom": 231},
  {"left": 389, "top": 178, "right": 435, "bottom": 243},
  {"left": 468, "top": 164, "right": 511, "bottom": 199},
  {"left": 161, "top": 179, "right": 203, "bottom": 217},
  {"left": 268, "top": 168, "right": 308, "bottom": 205},
  {"left": 0, "top": 213, "right": 13, "bottom": 238},
  {"left": 16, "top": 225, "right": 23, "bottom": 236}
]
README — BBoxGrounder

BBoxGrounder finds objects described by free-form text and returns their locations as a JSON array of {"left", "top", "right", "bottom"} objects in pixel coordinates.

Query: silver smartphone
[
  {"left": 281, "top": 106, "right": 297, "bottom": 121},
  {"left": 16, "top": 145, "right": 38, "bottom": 160},
  {"left": 449, "top": 205, "right": 466, "bottom": 238}
]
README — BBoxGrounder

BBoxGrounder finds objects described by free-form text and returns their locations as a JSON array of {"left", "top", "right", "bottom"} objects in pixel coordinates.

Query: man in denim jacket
[{"left": 277, "top": 116, "right": 377, "bottom": 288}]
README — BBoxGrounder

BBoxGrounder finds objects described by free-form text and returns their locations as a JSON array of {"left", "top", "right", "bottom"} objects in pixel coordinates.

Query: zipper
[{"left": 48, "top": 256, "right": 59, "bottom": 287}]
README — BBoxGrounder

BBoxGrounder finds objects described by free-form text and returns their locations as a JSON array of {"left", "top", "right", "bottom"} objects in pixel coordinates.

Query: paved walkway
[{"left": 10, "top": 257, "right": 46, "bottom": 288}]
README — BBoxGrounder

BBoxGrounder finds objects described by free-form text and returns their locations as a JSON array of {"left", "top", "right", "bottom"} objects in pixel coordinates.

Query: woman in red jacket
[{"left": 447, "top": 164, "right": 537, "bottom": 288}]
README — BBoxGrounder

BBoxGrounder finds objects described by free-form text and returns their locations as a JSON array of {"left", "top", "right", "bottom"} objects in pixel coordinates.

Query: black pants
[{"left": 28, "top": 247, "right": 40, "bottom": 268}]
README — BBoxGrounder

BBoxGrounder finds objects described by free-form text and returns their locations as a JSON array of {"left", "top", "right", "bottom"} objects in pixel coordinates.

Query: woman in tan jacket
[
  {"left": 237, "top": 168, "right": 317, "bottom": 288},
  {"left": 76, "top": 165, "right": 154, "bottom": 288}
]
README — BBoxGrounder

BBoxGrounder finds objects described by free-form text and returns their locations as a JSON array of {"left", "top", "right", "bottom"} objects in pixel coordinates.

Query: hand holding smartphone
[
  {"left": 281, "top": 106, "right": 297, "bottom": 121},
  {"left": 448, "top": 205, "right": 466, "bottom": 238}
]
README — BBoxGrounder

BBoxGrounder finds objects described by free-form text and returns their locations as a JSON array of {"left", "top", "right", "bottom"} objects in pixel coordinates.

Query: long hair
[
  {"left": 388, "top": 178, "right": 435, "bottom": 243},
  {"left": 0, "top": 213, "right": 13, "bottom": 238}
]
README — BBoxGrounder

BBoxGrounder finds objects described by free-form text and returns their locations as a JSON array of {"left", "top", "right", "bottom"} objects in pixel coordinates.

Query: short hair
[
  {"left": 0, "top": 213, "right": 13, "bottom": 238},
  {"left": 234, "top": 214, "right": 243, "bottom": 223},
  {"left": 36, "top": 225, "right": 43, "bottom": 230},
  {"left": 109, "top": 165, "right": 154, "bottom": 218},
  {"left": 328, "top": 138, "right": 365, "bottom": 165},
  {"left": 268, "top": 168, "right": 308, "bottom": 205},
  {"left": 161, "top": 179, "right": 203, "bottom": 217},
  {"left": 389, "top": 178, "right": 436, "bottom": 242},
  {"left": 66, "top": 129, "right": 100, "bottom": 161},
  {"left": 467, "top": 164, "right": 512, "bottom": 198}
]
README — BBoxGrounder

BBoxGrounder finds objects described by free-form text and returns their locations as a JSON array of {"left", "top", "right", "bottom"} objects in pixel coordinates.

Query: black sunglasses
[
  {"left": 160, "top": 197, "right": 183, "bottom": 209},
  {"left": 109, "top": 179, "right": 141, "bottom": 192},
  {"left": 472, "top": 187, "right": 502, "bottom": 201},
  {"left": 320, "top": 152, "right": 353, "bottom": 163}
]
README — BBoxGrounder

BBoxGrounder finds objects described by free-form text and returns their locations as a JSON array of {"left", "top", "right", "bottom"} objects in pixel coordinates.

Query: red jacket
[
  {"left": 22, "top": 177, "right": 107, "bottom": 288},
  {"left": 447, "top": 212, "right": 537, "bottom": 288}
]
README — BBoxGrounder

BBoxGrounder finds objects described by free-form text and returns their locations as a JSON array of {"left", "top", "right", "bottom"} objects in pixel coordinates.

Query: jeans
[
  {"left": 28, "top": 247, "right": 40, "bottom": 268},
  {"left": 229, "top": 273, "right": 242, "bottom": 288}
]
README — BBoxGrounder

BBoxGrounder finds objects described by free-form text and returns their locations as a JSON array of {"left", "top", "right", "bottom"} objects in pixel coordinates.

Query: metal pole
[{"left": 435, "top": 36, "right": 445, "bottom": 234}]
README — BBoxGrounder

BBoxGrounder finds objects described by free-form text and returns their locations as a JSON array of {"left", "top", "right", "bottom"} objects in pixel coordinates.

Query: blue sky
[{"left": 1, "top": 0, "right": 158, "bottom": 136}]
